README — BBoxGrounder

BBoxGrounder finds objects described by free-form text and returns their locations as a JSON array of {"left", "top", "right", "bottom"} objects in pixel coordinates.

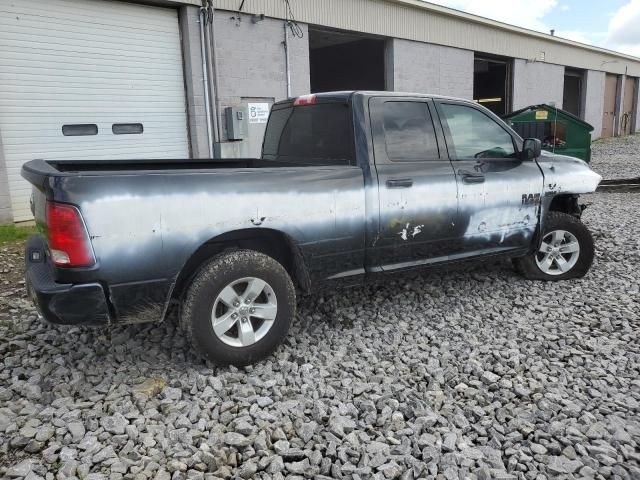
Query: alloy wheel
[
  {"left": 535, "top": 229, "right": 581, "bottom": 276},
  {"left": 211, "top": 277, "right": 278, "bottom": 347}
]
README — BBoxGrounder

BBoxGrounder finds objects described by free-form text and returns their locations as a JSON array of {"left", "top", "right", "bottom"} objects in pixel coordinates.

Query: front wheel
[
  {"left": 514, "top": 211, "right": 595, "bottom": 281},
  {"left": 181, "top": 250, "right": 296, "bottom": 366}
]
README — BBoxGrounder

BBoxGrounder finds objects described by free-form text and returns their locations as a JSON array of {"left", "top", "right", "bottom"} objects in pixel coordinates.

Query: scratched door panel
[
  {"left": 435, "top": 101, "right": 544, "bottom": 254},
  {"left": 454, "top": 159, "right": 543, "bottom": 252},
  {"left": 369, "top": 97, "right": 458, "bottom": 270}
]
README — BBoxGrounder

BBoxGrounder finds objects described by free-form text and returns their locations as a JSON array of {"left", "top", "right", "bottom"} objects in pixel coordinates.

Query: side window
[
  {"left": 382, "top": 101, "right": 438, "bottom": 161},
  {"left": 440, "top": 103, "right": 516, "bottom": 159}
]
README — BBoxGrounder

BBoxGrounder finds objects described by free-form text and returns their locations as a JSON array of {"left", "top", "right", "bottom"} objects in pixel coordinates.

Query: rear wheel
[
  {"left": 514, "top": 211, "right": 594, "bottom": 281},
  {"left": 181, "top": 250, "right": 296, "bottom": 365}
]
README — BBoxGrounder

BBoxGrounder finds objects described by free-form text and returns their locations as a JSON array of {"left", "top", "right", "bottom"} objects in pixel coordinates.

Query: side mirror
[{"left": 521, "top": 138, "right": 542, "bottom": 160}]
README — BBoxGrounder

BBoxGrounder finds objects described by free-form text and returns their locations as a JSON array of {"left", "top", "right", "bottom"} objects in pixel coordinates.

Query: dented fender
[
  {"left": 534, "top": 151, "right": 601, "bottom": 247},
  {"left": 537, "top": 151, "right": 602, "bottom": 197}
]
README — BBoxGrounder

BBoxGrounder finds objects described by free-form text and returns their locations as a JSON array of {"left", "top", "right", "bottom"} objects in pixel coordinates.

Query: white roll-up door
[{"left": 0, "top": 0, "right": 190, "bottom": 221}]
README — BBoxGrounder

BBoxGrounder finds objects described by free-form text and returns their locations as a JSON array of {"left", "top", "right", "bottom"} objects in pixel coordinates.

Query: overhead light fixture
[{"left": 477, "top": 98, "right": 502, "bottom": 103}]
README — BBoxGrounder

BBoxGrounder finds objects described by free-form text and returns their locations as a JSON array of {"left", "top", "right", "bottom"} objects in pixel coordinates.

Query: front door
[
  {"left": 369, "top": 97, "right": 459, "bottom": 270},
  {"left": 434, "top": 100, "right": 544, "bottom": 255}
]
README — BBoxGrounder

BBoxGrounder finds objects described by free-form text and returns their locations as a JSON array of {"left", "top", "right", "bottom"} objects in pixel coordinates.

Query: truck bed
[
  {"left": 22, "top": 156, "right": 367, "bottom": 326},
  {"left": 25, "top": 157, "right": 308, "bottom": 174}
]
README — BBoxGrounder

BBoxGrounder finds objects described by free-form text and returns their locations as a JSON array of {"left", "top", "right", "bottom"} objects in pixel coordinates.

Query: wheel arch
[
  {"left": 547, "top": 193, "right": 583, "bottom": 218},
  {"left": 170, "top": 228, "right": 310, "bottom": 306},
  {"left": 533, "top": 193, "right": 584, "bottom": 253}
]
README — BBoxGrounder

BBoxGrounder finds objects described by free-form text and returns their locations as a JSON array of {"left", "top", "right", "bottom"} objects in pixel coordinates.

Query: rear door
[
  {"left": 369, "top": 97, "right": 459, "bottom": 270},
  {"left": 434, "top": 100, "right": 543, "bottom": 254}
]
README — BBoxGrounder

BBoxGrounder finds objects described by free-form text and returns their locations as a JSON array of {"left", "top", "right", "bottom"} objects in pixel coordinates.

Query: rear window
[{"left": 262, "top": 103, "right": 353, "bottom": 166}]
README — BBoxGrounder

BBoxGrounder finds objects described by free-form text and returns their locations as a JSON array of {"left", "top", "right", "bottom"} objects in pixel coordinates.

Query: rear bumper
[{"left": 25, "top": 236, "right": 111, "bottom": 326}]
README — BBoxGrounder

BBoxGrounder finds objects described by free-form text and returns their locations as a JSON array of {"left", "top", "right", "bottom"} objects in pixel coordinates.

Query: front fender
[
  {"left": 533, "top": 152, "right": 601, "bottom": 251},
  {"left": 537, "top": 152, "right": 602, "bottom": 197}
]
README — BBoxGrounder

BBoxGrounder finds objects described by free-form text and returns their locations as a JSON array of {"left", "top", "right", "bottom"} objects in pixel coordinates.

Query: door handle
[
  {"left": 386, "top": 178, "right": 413, "bottom": 188},
  {"left": 458, "top": 169, "right": 485, "bottom": 184}
]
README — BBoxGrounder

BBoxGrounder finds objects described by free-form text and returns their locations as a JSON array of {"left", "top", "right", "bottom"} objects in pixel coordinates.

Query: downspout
[
  {"left": 205, "top": 2, "right": 222, "bottom": 144},
  {"left": 284, "top": 21, "right": 292, "bottom": 98},
  {"left": 198, "top": 6, "right": 214, "bottom": 157}
]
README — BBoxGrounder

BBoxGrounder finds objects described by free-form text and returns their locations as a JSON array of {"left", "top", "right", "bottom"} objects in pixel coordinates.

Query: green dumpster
[{"left": 503, "top": 104, "right": 594, "bottom": 162}]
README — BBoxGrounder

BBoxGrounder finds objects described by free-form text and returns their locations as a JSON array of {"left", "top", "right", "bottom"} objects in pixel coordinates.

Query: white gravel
[
  {"left": 590, "top": 133, "right": 640, "bottom": 180},
  {"left": 1, "top": 191, "right": 639, "bottom": 480}
]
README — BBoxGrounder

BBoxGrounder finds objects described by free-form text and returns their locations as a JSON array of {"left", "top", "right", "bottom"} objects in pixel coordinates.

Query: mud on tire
[{"left": 180, "top": 250, "right": 296, "bottom": 366}]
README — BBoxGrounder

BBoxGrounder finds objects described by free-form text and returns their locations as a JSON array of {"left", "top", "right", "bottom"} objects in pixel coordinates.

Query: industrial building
[{"left": 1, "top": 0, "right": 639, "bottom": 223}]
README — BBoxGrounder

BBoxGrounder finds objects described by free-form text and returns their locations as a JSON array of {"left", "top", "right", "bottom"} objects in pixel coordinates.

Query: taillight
[
  {"left": 293, "top": 94, "right": 317, "bottom": 106},
  {"left": 46, "top": 202, "right": 95, "bottom": 267}
]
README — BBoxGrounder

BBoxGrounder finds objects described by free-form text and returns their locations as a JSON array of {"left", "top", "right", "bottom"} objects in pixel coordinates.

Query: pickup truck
[{"left": 23, "top": 91, "right": 601, "bottom": 365}]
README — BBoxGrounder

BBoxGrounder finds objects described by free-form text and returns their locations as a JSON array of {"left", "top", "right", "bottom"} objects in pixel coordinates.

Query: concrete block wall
[
  {"left": 389, "top": 38, "right": 473, "bottom": 99},
  {"left": 583, "top": 70, "right": 605, "bottom": 139},
  {"left": 214, "top": 12, "right": 310, "bottom": 141},
  {"left": 512, "top": 59, "right": 564, "bottom": 110},
  {"left": 0, "top": 134, "right": 13, "bottom": 224},
  {"left": 179, "top": 6, "right": 210, "bottom": 158},
  {"left": 636, "top": 79, "right": 640, "bottom": 133}
]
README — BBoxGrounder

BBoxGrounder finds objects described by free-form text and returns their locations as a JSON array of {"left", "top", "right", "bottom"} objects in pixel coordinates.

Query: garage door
[{"left": 0, "top": 0, "right": 189, "bottom": 221}]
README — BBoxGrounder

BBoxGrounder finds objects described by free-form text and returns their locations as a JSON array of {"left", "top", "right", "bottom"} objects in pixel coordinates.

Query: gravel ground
[
  {"left": 1, "top": 191, "right": 639, "bottom": 480},
  {"left": 590, "top": 134, "right": 640, "bottom": 180}
]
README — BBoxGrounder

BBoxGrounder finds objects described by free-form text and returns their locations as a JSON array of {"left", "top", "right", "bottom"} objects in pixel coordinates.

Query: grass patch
[{"left": 0, "top": 224, "right": 37, "bottom": 245}]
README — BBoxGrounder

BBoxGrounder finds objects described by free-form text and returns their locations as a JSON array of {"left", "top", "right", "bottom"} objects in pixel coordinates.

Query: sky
[{"left": 424, "top": 0, "right": 640, "bottom": 58}]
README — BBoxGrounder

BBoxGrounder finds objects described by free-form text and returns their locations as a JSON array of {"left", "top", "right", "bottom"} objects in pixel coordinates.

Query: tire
[
  {"left": 514, "top": 211, "right": 594, "bottom": 281},
  {"left": 181, "top": 250, "right": 296, "bottom": 366}
]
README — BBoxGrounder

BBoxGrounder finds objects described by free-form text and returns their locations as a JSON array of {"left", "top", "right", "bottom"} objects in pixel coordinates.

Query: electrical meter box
[{"left": 225, "top": 106, "right": 248, "bottom": 140}]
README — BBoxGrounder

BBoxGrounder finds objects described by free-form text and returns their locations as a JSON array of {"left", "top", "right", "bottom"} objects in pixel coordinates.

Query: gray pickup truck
[{"left": 23, "top": 91, "right": 601, "bottom": 365}]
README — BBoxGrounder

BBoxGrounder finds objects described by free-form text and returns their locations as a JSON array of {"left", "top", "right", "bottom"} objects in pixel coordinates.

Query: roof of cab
[{"left": 275, "top": 91, "right": 471, "bottom": 107}]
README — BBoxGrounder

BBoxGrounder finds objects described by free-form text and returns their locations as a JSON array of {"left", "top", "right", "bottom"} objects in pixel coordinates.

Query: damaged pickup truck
[{"left": 22, "top": 91, "right": 601, "bottom": 365}]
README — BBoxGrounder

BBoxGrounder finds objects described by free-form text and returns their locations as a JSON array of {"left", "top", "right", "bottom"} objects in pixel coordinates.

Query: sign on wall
[{"left": 248, "top": 103, "right": 270, "bottom": 123}]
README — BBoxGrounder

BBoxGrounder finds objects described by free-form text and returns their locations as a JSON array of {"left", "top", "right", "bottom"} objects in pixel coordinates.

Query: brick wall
[
  {"left": 636, "top": 78, "right": 640, "bottom": 133},
  {"left": 512, "top": 59, "right": 565, "bottom": 110},
  {"left": 389, "top": 38, "right": 473, "bottom": 99},
  {"left": 178, "top": 10, "right": 310, "bottom": 157},
  {"left": 214, "top": 12, "right": 310, "bottom": 141}
]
